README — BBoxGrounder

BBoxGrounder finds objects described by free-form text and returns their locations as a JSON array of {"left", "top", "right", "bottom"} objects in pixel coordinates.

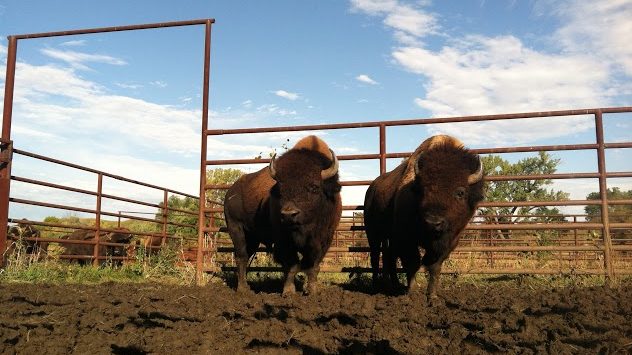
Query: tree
[
  {"left": 480, "top": 152, "right": 570, "bottom": 239},
  {"left": 156, "top": 168, "right": 244, "bottom": 238},
  {"left": 585, "top": 188, "right": 632, "bottom": 240}
]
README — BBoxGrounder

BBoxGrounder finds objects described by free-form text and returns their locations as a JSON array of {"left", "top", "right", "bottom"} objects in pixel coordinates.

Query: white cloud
[
  {"left": 115, "top": 82, "right": 143, "bottom": 90},
  {"left": 150, "top": 80, "right": 167, "bottom": 88},
  {"left": 356, "top": 74, "right": 378, "bottom": 85},
  {"left": 40, "top": 48, "right": 127, "bottom": 70},
  {"left": 394, "top": 35, "right": 611, "bottom": 116},
  {"left": 274, "top": 89, "right": 300, "bottom": 101},
  {"left": 60, "top": 40, "right": 87, "bottom": 47},
  {"left": 552, "top": 0, "right": 632, "bottom": 77},
  {"left": 351, "top": 0, "right": 437, "bottom": 41}
]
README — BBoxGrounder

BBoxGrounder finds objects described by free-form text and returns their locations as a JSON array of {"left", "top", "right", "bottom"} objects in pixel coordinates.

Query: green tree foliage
[
  {"left": 481, "top": 152, "right": 570, "bottom": 238},
  {"left": 585, "top": 188, "right": 632, "bottom": 239},
  {"left": 155, "top": 168, "right": 244, "bottom": 239}
]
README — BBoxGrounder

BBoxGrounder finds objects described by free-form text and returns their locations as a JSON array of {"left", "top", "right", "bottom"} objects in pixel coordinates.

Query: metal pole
[
  {"left": 162, "top": 190, "right": 168, "bottom": 246},
  {"left": 196, "top": 19, "right": 213, "bottom": 286},
  {"left": 379, "top": 124, "right": 386, "bottom": 175},
  {"left": 595, "top": 110, "right": 614, "bottom": 279},
  {"left": 0, "top": 36, "right": 18, "bottom": 265},
  {"left": 93, "top": 173, "right": 103, "bottom": 266}
]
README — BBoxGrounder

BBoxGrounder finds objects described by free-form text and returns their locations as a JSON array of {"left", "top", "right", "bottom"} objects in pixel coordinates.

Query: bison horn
[
  {"left": 321, "top": 149, "right": 339, "bottom": 180},
  {"left": 468, "top": 156, "right": 484, "bottom": 185},
  {"left": 414, "top": 155, "right": 422, "bottom": 176},
  {"left": 269, "top": 153, "right": 278, "bottom": 180}
]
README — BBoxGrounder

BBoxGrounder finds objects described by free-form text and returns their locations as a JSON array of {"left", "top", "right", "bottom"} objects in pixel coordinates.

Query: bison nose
[
  {"left": 425, "top": 215, "right": 446, "bottom": 232},
  {"left": 281, "top": 206, "right": 301, "bottom": 223}
]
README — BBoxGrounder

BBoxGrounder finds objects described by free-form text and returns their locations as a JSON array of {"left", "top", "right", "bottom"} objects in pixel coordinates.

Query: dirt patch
[{"left": 0, "top": 277, "right": 631, "bottom": 354}]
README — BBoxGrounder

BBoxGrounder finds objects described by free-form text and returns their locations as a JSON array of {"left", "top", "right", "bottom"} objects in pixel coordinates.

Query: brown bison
[
  {"left": 224, "top": 135, "right": 342, "bottom": 294},
  {"left": 61, "top": 228, "right": 133, "bottom": 265},
  {"left": 5, "top": 219, "right": 48, "bottom": 261},
  {"left": 364, "top": 135, "right": 484, "bottom": 301}
]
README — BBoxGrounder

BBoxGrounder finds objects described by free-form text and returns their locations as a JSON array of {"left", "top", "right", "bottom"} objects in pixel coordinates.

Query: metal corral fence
[
  {"left": 201, "top": 107, "right": 632, "bottom": 281},
  {"left": 1, "top": 19, "right": 631, "bottom": 284},
  {"left": 0, "top": 20, "right": 214, "bottom": 267}
]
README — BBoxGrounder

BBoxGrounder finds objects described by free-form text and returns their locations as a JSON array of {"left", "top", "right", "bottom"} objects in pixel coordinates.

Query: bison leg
[
  {"left": 303, "top": 264, "right": 320, "bottom": 295},
  {"left": 425, "top": 261, "right": 443, "bottom": 302},
  {"left": 282, "top": 263, "right": 300, "bottom": 295},
  {"left": 229, "top": 224, "right": 251, "bottom": 292},
  {"left": 400, "top": 243, "right": 421, "bottom": 293},
  {"left": 368, "top": 239, "right": 382, "bottom": 287},
  {"left": 382, "top": 240, "right": 400, "bottom": 290}
]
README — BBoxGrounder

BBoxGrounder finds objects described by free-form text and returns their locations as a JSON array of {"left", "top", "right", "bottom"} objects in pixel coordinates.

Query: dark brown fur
[
  {"left": 5, "top": 220, "right": 48, "bottom": 261},
  {"left": 61, "top": 228, "right": 133, "bottom": 265},
  {"left": 224, "top": 136, "right": 342, "bottom": 294},
  {"left": 364, "top": 135, "right": 484, "bottom": 300}
]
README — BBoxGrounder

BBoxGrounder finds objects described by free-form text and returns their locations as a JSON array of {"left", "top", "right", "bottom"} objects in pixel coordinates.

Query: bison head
[
  {"left": 413, "top": 145, "right": 484, "bottom": 236},
  {"left": 268, "top": 148, "right": 340, "bottom": 228}
]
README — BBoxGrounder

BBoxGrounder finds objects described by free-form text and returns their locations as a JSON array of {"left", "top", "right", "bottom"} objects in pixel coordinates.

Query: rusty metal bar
[
  {"left": 197, "top": 19, "right": 213, "bottom": 286},
  {"left": 12, "top": 19, "right": 215, "bottom": 40},
  {"left": 206, "top": 107, "right": 632, "bottom": 136},
  {"left": 92, "top": 173, "right": 103, "bottom": 267},
  {"left": 14, "top": 149, "right": 198, "bottom": 199},
  {"left": 0, "top": 36, "right": 18, "bottom": 266},
  {"left": 216, "top": 265, "right": 632, "bottom": 275},
  {"left": 595, "top": 110, "right": 614, "bottom": 279},
  {"left": 162, "top": 190, "right": 168, "bottom": 246},
  {"left": 379, "top": 124, "right": 386, "bottom": 175}
]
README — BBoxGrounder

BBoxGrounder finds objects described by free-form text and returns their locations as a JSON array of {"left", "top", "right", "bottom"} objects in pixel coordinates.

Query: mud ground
[{"left": 1, "top": 276, "right": 631, "bottom": 354}]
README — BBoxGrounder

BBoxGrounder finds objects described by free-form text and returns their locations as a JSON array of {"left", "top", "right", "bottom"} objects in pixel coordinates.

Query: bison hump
[{"left": 292, "top": 135, "right": 333, "bottom": 160}]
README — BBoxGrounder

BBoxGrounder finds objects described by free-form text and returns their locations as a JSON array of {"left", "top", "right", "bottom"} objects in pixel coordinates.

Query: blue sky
[{"left": 1, "top": 0, "right": 631, "bottom": 220}]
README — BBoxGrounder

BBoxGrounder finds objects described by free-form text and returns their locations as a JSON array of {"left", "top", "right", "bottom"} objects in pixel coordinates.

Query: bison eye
[
  {"left": 455, "top": 187, "right": 466, "bottom": 200},
  {"left": 307, "top": 184, "right": 320, "bottom": 194}
]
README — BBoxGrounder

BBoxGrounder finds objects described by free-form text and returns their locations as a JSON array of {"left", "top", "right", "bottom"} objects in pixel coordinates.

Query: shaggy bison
[
  {"left": 224, "top": 135, "right": 342, "bottom": 294},
  {"left": 5, "top": 219, "right": 48, "bottom": 261},
  {"left": 61, "top": 228, "right": 133, "bottom": 265},
  {"left": 364, "top": 135, "right": 484, "bottom": 300}
]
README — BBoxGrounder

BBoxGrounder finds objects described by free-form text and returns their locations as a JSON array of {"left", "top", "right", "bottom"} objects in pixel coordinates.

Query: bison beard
[
  {"left": 224, "top": 136, "right": 342, "bottom": 295},
  {"left": 364, "top": 135, "right": 484, "bottom": 302}
]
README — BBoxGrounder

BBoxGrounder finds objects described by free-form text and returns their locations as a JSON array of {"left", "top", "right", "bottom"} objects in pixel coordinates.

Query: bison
[
  {"left": 5, "top": 219, "right": 48, "bottom": 261},
  {"left": 364, "top": 135, "right": 484, "bottom": 301},
  {"left": 61, "top": 228, "right": 133, "bottom": 265},
  {"left": 224, "top": 135, "right": 342, "bottom": 294}
]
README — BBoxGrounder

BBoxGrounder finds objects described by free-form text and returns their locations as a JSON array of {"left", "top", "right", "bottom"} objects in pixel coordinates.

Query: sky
[{"left": 0, "top": 0, "right": 631, "bottom": 221}]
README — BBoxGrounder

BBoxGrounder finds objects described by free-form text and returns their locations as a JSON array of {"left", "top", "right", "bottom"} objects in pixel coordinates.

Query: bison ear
[{"left": 322, "top": 178, "right": 341, "bottom": 199}]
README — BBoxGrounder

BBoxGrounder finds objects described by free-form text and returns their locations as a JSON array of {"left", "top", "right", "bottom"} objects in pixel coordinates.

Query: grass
[
  {"left": 2, "top": 239, "right": 629, "bottom": 289},
  {"left": 1, "top": 240, "right": 197, "bottom": 285}
]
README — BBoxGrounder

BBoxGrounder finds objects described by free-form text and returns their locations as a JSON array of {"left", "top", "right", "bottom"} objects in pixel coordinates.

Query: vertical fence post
[
  {"left": 93, "top": 173, "right": 103, "bottom": 266},
  {"left": 162, "top": 190, "right": 168, "bottom": 247},
  {"left": 196, "top": 19, "right": 213, "bottom": 286},
  {"left": 0, "top": 36, "right": 18, "bottom": 266},
  {"left": 594, "top": 110, "right": 614, "bottom": 280},
  {"left": 379, "top": 124, "right": 386, "bottom": 175}
]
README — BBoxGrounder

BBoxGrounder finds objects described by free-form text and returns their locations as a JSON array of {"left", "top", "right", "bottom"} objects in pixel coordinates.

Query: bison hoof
[
  {"left": 236, "top": 284, "right": 251, "bottom": 293},
  {"left": 282, "top": 285, "right": 296, "bottom": 296},
  {"left": 426, "top": 293, "right": 442, "bottom": 307},
  {"left": 303, "top": 285, "right": 317, "bottom": 296}
]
